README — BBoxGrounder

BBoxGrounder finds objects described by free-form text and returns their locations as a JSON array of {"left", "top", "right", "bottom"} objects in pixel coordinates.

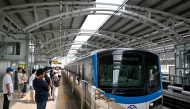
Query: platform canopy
[{"left": 0, "top": 0, "right": 190, "bottom": 64}]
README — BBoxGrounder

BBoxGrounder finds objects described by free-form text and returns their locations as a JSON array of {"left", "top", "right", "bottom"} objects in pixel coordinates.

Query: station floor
[{"left": 0, "top": 77, "right": 78, "bottom": 109}]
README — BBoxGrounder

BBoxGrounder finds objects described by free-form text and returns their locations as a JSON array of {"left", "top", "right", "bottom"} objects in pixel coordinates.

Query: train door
[
  {"left": 82, "top": 64, "right": 85, "bottom": 80},
  {"left": 89, "top": 63, "right": 93, "bottom": 85}
]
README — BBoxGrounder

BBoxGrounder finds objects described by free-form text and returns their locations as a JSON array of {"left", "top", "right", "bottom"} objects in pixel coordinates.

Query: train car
[{"left": 64, "top": 48, "right": 163, "bottom": 109}]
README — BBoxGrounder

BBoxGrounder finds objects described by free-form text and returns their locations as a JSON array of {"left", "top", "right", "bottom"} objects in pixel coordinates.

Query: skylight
[{"left": 66, "top": 0, "right": 126, "bottom": 62}]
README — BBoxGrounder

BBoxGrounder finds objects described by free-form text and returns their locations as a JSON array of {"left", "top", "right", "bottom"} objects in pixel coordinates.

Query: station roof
[{"left": 0, "top": 0, "right": 190, "bottom": 63}]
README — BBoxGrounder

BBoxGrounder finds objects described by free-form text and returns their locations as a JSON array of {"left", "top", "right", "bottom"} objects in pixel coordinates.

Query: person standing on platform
[
  {"left": 33, "top": 69, "right": 50, "bottom": 109},
  {"left": 29, "top": 69, "right": 36, "bottom": 102},
  {"left": 50, "top": 67, "right": 54, "bottom": 98},
  {"left": 3, "top": 67, "right": 14, "bottom": 109},
  {"left": 44, "top": 67, "right": 52, "bottom": 100},
  {"left": 17, "top": 67, "right": 24, "bottom": 98},
  {"left": 21, "top": 69, "right": 27, "bottom": 98},
  {"left": 52, "top": 70, "right": 59, "bottom": 100},
  {"left": 58, "top": 67, "right": 62, "bottom": 84}
]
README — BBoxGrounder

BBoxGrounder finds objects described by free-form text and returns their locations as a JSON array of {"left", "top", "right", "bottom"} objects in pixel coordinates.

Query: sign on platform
[{"left": 52, "top": 61, "right": 59, "bottom": 64}]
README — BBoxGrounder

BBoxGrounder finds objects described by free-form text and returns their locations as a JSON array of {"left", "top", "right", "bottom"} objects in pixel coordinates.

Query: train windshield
[
  {"left": 99, "top": 53, "right": 143, "bottom": 87},
  {"left": 98, "top": 51, "right": 160, "bottom": 96}
]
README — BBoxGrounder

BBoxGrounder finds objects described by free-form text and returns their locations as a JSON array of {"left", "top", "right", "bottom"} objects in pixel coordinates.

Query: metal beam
[
  {"left": 6, "top": 16, "right": 21, "bottom": 30},
  {"left": 35, "top": 41, "right": 114, "bottom": 48},
  {"left": 31, "top": 29, "right": 154, "bottom": 45},
  {"left": 70, "top": 18, "right": 74, "bottom": 29},
  {"left": 45, "top": 43, "right": 101, "bottom": 54},
  {"left": 137, "top": 0, "right": 150, "bottom": 6},
  {"left": 164, "top": 0, "right": 189, "bottom": 12},
  {"left": 123, "top": 23, "right": 142, "bottom": 34},
  {"left": 1, "top": 2, "right": 188, "bottom": 22},
  {"left": 33, "top": 6, "right": 39, "bottom": 22},
  {"left": 4, "top": 6, "right": 94, "bottom": 14},
  {"left": 40, "top": 32, "right": 127, "bottom": 48},
  {"left": 114, "top": 20, "right": 133, "bottom": 32},
  {"left": 178, "top": 7, "right": 190, "bottom": 15},
  {"left": 0, "top": 11, "right": 6, "bottom": 29},
  {"left": 79, "top": 15, "right": 87, "bottom": 29},
  {"left": 105, "top": 17, "right": 124, "bottom": 31},
  {"left": 22, "top": 8, "right": 178, "bottom": 38},
  {"left": 151, "top": 0, "right": 168, "bottom": 9}
]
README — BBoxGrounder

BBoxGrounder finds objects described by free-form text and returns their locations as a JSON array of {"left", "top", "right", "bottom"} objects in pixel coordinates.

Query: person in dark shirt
[
  {"left": 33, "top": 69, "right": 50, "bottom": 109},
  {"left": 44, "top": 67, "right": 52, "bottom": 100},
  {"left": 50, "top": 67, "right": 54, "bottom": 97}
]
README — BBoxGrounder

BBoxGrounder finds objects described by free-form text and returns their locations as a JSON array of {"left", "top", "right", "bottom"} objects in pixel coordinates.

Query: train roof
[{"left": 66, "top": 48, "right": 157, "bottom": 65}]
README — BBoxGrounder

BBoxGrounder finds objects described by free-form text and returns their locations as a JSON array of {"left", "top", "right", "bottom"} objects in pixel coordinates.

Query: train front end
[{"left": 97, "top": 49, "right": 163, "bottom": 109}]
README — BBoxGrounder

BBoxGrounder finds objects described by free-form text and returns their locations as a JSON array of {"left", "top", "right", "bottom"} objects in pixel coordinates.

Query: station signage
[
  {"left": 51, "top": 61, "right": 62, "bottom": 64},
  {"left": 51, "top": 61, "right": 59, "bottom": 64}
]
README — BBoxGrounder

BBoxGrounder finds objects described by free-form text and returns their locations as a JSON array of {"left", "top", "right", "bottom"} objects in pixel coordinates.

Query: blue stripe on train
[
  {"left": 105, "top": 89, "right": 162, "bottom": 104},
  {"left": 92, "top": 54, "right": 98, "bottom": 87}
]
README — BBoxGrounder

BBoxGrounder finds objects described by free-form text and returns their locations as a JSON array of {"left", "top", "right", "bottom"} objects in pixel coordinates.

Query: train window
[
  {"left": 99, "top": 53, "right": 143, "bottom": 88},
  {"left": 146, "top": 55, "right": 161, "bottom": 92}
]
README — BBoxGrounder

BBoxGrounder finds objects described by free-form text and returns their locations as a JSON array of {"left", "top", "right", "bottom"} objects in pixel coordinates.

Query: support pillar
[
  {"left": 1, "top": 35, "right": 5, "bottom": 59},
  {"left": 25, "top": 33, "right": 29, "bottom": 91}
]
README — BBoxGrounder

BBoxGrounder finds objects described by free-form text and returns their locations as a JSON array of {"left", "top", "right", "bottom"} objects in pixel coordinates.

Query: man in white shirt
[{"left": 3, "top": 67, "right": 14, "bottom": 109}]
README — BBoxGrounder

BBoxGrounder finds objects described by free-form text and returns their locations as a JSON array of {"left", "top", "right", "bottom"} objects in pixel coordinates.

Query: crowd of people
[{"left": 2, "top": 66, "right": 62, "bottom": 109}]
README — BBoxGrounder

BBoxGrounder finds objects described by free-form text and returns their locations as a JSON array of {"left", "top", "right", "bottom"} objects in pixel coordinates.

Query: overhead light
[{"left": 67, "top": 0, "right": 126, "bottom": 58}]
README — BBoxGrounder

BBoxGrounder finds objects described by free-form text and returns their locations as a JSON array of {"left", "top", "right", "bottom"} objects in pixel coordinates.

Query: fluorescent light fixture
[{"left": 66, "top": 0, "right": 126, "bottom": 62}]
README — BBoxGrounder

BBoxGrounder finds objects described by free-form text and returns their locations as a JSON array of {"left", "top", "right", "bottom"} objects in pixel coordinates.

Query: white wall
[{"left": 161, "top": 65, "right": 175, "bottom": 74}]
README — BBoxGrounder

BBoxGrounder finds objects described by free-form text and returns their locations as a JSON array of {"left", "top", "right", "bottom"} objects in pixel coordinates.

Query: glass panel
[
  {"left": 184, "top": 69, "right": 190, "bottom": 86},
  {"left": 176, "top": 44, "right": 184, "bottom": 52},
  {"left": 185, "top": 50, "right": 190, "bottom": 68},
  {"left": 185, "top": 43, "right": 190, "bottom": 47},
  {"left": 176, "top": 54, "right": 184, "bottom": 68},
  {"left": 0, "top": 42, "right": 20, "bottom": 55},
  {"left": 146, "top": 55, "right": 160, "bottom": 90},
  {"left": 185, "top": 46, "right": 190, "bottom": 51}
]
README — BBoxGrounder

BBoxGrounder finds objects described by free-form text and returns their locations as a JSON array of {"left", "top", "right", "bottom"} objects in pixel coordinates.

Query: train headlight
[
  {"left": 149, "top": 102, "right": 154, "bottom": 107},
  {"left": 149, "top": 98, "right": 162, "bottom": 109}
]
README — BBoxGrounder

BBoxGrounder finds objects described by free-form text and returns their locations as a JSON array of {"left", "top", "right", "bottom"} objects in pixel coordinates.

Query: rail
[{"left": 162, "top": 74, "right": 190, "bottom": 90}]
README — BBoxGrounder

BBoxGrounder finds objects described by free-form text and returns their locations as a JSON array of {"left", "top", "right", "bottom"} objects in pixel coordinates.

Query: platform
[{"left": 0, "top": 77, "right": 78, "bottom": 109}]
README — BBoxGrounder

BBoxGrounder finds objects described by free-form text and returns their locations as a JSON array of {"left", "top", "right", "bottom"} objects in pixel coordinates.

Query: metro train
[{"left": 64, "top": 48, "right": 163, "bottom": 109}]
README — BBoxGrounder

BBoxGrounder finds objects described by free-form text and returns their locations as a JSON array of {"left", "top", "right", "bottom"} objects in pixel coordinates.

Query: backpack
[{"left": 54, "top": 75, "right": 59, "bottom": 87}]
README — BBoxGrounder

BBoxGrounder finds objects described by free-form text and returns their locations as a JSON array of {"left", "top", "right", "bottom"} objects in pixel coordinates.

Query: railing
[
  {"left": 162, "top": 74, "right": 190, "bottom": 90},
  {"left": 63, "top": 70, "right": 125, "bottom": 109}
]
